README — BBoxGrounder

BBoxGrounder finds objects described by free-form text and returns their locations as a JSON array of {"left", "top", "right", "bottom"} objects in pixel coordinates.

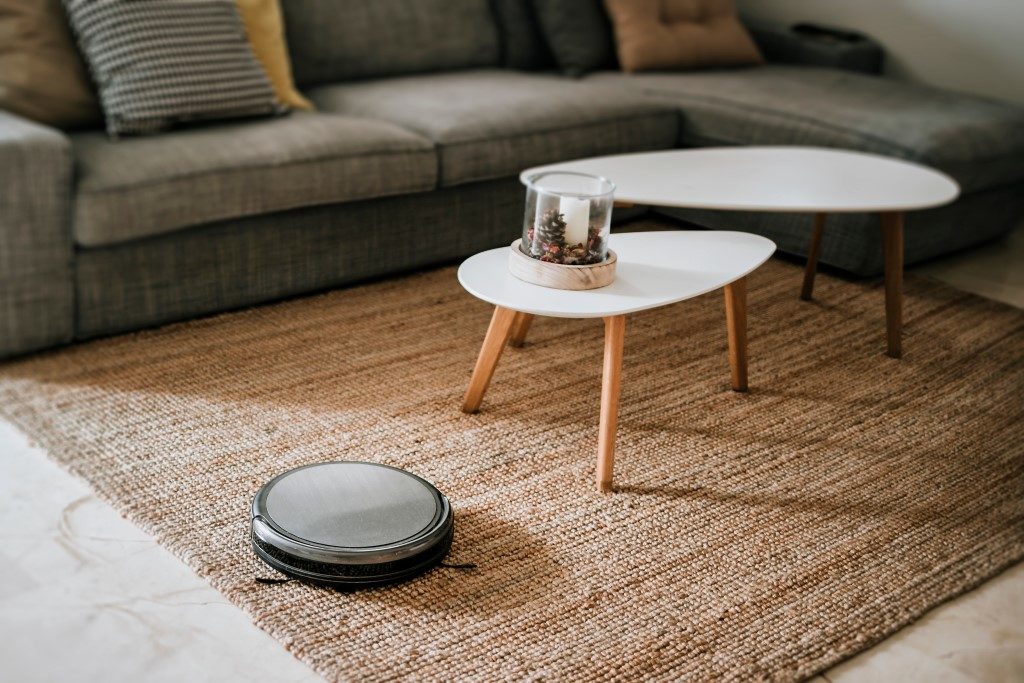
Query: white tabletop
[
  {"left": 521, "top": 147, "right": 960, "bottom": 213},
  {"left": 458, "top": 231, "right": 775, "bottom": 318}
]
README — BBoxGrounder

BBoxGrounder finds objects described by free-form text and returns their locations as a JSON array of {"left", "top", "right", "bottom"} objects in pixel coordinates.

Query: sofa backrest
[{"left": 282, "top": 0, "right": 501, "bottom": 86}]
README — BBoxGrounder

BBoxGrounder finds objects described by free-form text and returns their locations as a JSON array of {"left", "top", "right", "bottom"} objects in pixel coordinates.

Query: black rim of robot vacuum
[{"left": 252, "top": 523, "right": 453, "bottom": 588}]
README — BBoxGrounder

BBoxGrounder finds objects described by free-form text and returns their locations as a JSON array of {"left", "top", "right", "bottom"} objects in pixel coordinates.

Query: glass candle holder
[{"left": 522, "top": 171, "right": 615, "bottom": 265}]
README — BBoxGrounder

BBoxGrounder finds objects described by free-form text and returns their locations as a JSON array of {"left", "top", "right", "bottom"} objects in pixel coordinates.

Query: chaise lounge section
[{"left": 591, "top": 65, "right": 1024, "bottom": 273}]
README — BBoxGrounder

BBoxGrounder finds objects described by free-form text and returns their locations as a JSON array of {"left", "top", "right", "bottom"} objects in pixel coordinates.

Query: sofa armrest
[
  {"left": 749, "top": 25, "right": 885, "bottom": 75},
  {"left": 0, "top": 110, "right": 75, "bottom": 357}
]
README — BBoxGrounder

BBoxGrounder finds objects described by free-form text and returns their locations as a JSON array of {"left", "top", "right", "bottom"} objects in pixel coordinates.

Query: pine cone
[
  {"left": 562, "top": 243, "right": 590, "bottom": 265},
  {"left": 535, "top": 209, "right": 567, "bottom": 247},
  {"left": 587, "top": 225, "right": 604, "bottom": 257}
]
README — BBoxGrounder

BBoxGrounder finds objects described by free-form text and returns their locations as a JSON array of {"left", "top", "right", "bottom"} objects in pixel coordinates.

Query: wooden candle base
[{"left": 507, "top": 239, "right": 616, "bottom": 290}]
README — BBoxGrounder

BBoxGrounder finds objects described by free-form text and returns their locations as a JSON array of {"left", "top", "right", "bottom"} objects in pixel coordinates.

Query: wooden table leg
[
  {"left": 881, "top": 211, "right": 904, "bottom": 359},
  {"left": 597, "top": 315, "right": 626, "bottom": 493},
  {"left": 508, "top": 312, "right": 534, "bottom": 348},
  {"left": 724, "top": 277, "right": 748, "bottom": 392},
  {"left": 462, "top": 306, "right": 519, "bottom": 413},
  {"left": 801, "top": 213, "right": 827, "bottom": 301}
]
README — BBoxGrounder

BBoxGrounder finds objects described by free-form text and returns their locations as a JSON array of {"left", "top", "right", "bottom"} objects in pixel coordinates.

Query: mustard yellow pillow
[
  {"left": 235, "top": 0, "right": 313, "bottom": 110},
  {"left": 604, "top": 0, "right": 763, "bottom": 73}
]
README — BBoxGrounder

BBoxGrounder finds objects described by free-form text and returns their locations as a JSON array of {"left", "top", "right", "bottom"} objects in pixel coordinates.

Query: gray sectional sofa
[{"left": 2, "top": 1, "right": 1023, "bottom": 359}]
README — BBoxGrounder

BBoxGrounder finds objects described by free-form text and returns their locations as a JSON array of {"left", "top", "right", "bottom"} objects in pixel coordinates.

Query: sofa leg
[{"left": 801, "top": 213, "right": 827, "bottom": 301}]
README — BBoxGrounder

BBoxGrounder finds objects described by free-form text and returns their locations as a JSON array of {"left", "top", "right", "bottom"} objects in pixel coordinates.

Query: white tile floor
[
  {"left": 1, "top": 225, "right": 1022, "bottom": 683},
  {"left": 915, "top": 222, "right": 1024, "bottom": 309}
]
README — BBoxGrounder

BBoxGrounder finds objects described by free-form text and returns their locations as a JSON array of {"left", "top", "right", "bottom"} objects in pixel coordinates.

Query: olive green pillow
[{"left": 0, "top": 0, "right": 101, "bottom": 129}]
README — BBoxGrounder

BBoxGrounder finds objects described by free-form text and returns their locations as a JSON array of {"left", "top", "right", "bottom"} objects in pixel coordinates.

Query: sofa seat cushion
[
  {"left": 309, "top": 70, "right": 679, "bottom": 187},
  {"left": 71, "top": 112, "right": 437, "bottom": 247},
  {"left": 588, "top": 66, "right": 1024, "bottom": 193}
]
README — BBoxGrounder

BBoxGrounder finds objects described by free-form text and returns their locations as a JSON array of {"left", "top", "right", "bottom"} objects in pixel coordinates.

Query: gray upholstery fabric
[
  {"left": 7, "top": 60, "right": 1024, "bottom": 357},
  {"left": 71, "top": 112, "right": 438, "bottom": 247},
  {"left": 655, "top": 181, "right": 1024, "bottom": 276},
  {"left": 74, "top": 178, "right": 526, "bottom": 338},
  {"left": 282, "top": 0, "right": 500, "bottom": 86},
  {"left": 490, "top": 0, "right": 554, "bottom": 70},
  {"left": 310, "top": 70, "right": 678, "bottom": 187},
  {"left": 0, "top": 111, "right": 73, "bottom": 357},
  {"left": 588, "top": 67, "right": 1024, "bottom": 193}
]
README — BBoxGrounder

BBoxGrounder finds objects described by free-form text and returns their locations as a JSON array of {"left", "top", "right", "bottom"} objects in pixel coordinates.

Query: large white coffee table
[
  {"left": 458, "top": 231, "right": 775, "bottom": 492},
  {"left": 523, "top": 147, "right": 960, "bottom": 358}
]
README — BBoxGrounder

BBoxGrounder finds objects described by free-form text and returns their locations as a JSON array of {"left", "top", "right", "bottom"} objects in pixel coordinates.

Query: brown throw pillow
[
  {"left": 0, "top": 0, "right": 101, "bottom": 129},
  {"left": 604, "top": 0, "right": 763, "bottom": 72}
]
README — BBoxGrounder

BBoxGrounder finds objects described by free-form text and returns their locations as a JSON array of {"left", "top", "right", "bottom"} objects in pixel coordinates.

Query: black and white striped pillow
[{"left": 64, "top": 0, "right": 283, "bottom": 136}]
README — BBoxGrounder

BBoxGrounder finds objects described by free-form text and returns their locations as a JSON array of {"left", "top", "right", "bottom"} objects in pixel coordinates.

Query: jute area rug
[{"left": 1, "top": 247, "right": 1022, "bottom": 681}]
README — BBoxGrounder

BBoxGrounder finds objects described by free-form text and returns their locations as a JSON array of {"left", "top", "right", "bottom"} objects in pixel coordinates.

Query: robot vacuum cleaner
[{"left": 251, "top": 461, "right": 453, "bottom": 588}]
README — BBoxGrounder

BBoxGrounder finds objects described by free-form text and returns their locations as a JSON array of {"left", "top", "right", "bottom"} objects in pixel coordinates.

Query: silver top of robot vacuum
[{"left": 252, "top": 462, "right": 449, "bottom": 563}]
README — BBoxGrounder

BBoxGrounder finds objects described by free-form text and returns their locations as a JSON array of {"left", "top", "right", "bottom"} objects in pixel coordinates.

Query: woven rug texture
[{"left": 1, "top": 252, "right": 1022, "bottom": 681}]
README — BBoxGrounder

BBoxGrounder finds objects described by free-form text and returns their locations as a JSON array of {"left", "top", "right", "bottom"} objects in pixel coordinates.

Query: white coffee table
[
  {"left": 458, "top": 231, "right": 775, "bottom": 492},
  {"left": 523, "top": 147, "right": 960, "bottom": 358}
]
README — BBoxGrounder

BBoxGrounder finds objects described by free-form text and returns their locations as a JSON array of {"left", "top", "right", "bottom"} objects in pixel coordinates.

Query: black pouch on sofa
[{"left": 752, "top": 23, "right": 885, "bottom": 75}]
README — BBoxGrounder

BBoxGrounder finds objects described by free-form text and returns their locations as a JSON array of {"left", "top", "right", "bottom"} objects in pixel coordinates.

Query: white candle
[{"left": 559, "top": 196, "right": 590, "bottom": 246}]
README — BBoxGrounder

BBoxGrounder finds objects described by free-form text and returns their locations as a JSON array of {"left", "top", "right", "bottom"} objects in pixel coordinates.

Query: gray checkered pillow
[{"left": 64, "top": 0, "right": 283, "bottom": 136}]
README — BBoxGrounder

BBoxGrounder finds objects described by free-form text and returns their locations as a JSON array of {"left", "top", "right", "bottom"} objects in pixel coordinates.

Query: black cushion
[
  {"left": 532, "top": 0, "right": 617, "bottom": 77},
  {"left": 490, "top": 0, "right": 554, "bottom": 70},
  {"left": 63, "top": 0, "right": 281, "bottom": 137}
]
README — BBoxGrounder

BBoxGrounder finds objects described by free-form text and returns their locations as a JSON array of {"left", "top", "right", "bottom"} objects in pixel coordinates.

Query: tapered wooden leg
[
  {"left": 724, "top": 278, "right": 748, "bottom": 392},
  {"left": 597, "top": 315, "right": 626, "bottom": 493},
  {"left": 801, "top": 213, "right": 827, "bottom": 301},
  {"left": 462, "top": 306, "right": 519, "bottom": 413},
  {"left": 508, "top": 312, "right": 534, "bottom": 348},
  {"left": 881, "top": 211, "right": 904, "bottom": 359}
]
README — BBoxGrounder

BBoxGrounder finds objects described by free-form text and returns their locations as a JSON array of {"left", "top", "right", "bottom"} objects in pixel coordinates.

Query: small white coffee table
[
  {"left": 458, "top": 231, "right": 775, "bottom": 492},
  {"left": 523, "top": 147, "right": 960, "bottom": 358}
]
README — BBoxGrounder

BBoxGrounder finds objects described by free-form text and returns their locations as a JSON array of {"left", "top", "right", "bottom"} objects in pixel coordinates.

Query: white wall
[{"left": 736, "top": 0, "right": 1024, "bottom": 105}]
